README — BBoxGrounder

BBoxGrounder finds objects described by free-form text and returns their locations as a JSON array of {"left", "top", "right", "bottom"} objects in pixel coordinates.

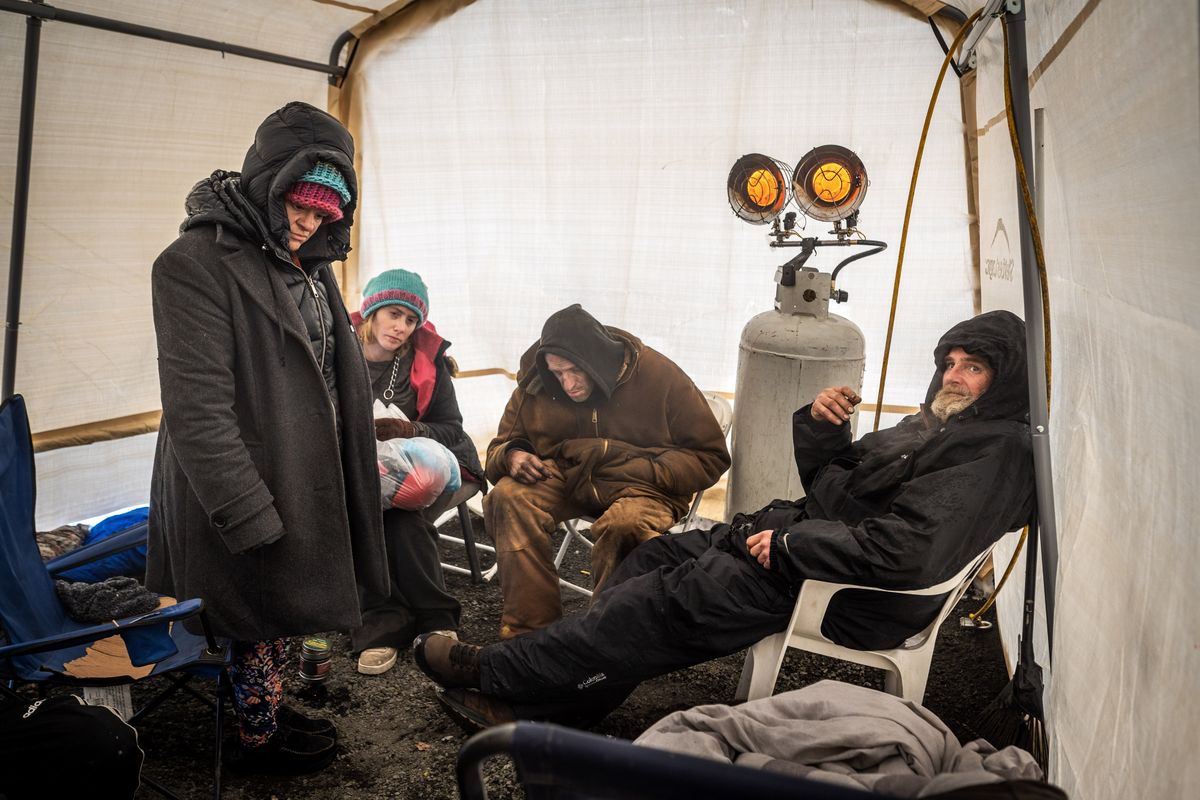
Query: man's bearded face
[{"left": 931, "top": 347, "right": 994, "bottom": 421}]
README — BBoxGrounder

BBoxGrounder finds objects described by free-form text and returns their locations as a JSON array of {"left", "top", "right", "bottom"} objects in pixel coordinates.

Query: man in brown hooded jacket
[{"left": 484, "top": 304, "right": 730, "bottom": 638}]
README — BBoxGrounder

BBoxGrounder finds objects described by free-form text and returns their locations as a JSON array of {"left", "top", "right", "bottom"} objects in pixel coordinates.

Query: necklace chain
[{"left": 382, "top": 354, "right": 402, "bottom": 401}]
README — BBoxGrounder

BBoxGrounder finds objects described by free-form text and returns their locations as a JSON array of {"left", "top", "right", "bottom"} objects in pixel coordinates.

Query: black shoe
[
  {"left": 277, "top": 704, "right": 337, "bottom": 739},
  {"left": 413, "top": 632, "right": 482, "bottom": 689},
  {"left": 437, "top": 688, "right": 515, "bottom": 733},
  {"left": 227, "top": 727, "right": 336, "bottom": 776}
]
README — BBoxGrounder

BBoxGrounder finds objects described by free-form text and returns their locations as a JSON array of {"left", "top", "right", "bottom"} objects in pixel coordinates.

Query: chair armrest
[
  {"left": 0, "top": 598, "right": 204, "bottom": 660},
  {"left": 45, "top": 522, "right": 148, "bottom": 576}
]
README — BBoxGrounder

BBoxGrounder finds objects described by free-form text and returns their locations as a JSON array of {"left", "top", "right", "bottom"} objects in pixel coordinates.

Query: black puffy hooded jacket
[
  {"left": 180, "top": 101, "right": 357, "bottom": 420},
  {"left": 752, "top": 311, "right": 1035, "bottom": 648}
]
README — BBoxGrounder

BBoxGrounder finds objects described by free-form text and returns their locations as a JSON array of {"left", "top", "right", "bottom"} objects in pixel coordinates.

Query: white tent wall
[
  {"left": 972, "top": 0, "right": 1200, "bottom": 797},
  {"left": 349, "top": 0, "right": 977, "bottom": 449},
  {"left": 0, "top": 0, "right": 385, "bottom": 526}
]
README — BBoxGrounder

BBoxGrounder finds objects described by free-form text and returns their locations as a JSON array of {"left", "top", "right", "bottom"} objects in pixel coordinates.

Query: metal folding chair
[{"left": 435, "top": 480, "right": 490, "bottom": 582}]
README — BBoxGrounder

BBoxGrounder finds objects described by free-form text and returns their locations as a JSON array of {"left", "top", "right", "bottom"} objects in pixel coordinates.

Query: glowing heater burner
[
  {"left": 792, "top": 145, "right": 868, "bottom": 223},
  {"left": 724, "top": 144, "right": 885, "bottom": 299},
  {"left": 727, "top": 153, "right": 792, "bottom": 225}
]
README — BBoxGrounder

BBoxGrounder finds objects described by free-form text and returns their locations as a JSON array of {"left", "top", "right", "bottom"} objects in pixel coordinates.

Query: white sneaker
[{"left": 356, "top": 646, "right": 398, "bottom": 675}]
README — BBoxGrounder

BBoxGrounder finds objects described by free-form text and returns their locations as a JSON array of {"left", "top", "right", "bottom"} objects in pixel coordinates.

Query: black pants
[
  {"left": 480, "top": 524, "right": 797, "bottom": 722},
  {"left": 0, "top": 693, "right": 143, "bottom": 799},
  {"left": 351, "top": 506, "right": 461, "bottom": 652}
]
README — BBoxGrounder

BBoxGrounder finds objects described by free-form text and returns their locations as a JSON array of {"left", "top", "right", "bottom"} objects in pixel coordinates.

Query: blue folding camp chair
[
  {"left": 456, "top": 721, "right": 886, "bottom": 800},
  {"left": 0, "top": 394, "right": 231, "bottom": 800}
]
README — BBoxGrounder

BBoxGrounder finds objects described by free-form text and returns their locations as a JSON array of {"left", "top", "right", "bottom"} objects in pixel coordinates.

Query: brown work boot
[
  {"left": 437, "top": 688, "right": 514, "bottom": 733},
  {"left": 413, "top": 632, "right": 482, "bottom": 689}
]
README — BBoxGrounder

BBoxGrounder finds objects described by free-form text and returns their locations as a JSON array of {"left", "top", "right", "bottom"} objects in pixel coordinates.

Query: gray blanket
[{"left": 634, "top": 680, "right": 1043, "bottom": 797}]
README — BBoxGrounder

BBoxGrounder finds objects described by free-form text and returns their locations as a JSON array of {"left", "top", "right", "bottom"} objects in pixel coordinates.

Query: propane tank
[{"left": 724, "top": 266, "right": 865, "bottom": 519}]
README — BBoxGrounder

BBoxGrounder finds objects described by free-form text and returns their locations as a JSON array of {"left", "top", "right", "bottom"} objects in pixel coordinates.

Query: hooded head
[
  {"left": 535, "top": 304, "right": 626, "bottom": 404},
  {"left": 239, "top": 101, "right": 357, "bottom": 262},
  {"left": 924, "top": 310, "right": 1029, "bottom": 423}
]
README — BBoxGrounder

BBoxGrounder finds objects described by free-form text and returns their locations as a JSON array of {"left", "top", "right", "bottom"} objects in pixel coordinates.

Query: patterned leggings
[{"left": 230, "top": 638, "right": 286, "bottom": 746}]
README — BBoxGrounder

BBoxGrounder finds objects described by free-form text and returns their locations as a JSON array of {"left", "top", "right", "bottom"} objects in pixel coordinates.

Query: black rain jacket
[{"left": 752, "top": 310, "right": 1035, "bottom": 648}]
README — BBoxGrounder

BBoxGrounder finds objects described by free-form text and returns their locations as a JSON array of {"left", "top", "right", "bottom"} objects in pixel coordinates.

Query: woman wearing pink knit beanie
[{"left": 149, "top": 102, "right": 385, "bottom": 777}]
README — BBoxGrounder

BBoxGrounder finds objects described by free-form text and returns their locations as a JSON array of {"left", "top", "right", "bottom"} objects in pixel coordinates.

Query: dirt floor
[{"left": 112, "top": 512, "right": 1011, "bottom": 799}]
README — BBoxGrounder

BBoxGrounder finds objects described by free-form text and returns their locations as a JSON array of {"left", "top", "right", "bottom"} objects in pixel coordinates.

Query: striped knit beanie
[
  {"left": 285, "top": 162, "right": 351, "bottom": 222},
  {"left": 360, "top": 269, "right": 429, "bottom": 327}
]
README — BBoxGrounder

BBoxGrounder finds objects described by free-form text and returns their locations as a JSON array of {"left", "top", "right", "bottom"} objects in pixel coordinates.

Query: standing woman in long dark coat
[{"left": 147, "top": 101, "right": 388, "bottom": 775}]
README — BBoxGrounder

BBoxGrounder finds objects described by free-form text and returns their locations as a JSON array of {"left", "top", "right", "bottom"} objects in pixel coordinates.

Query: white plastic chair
[
  {"left": 554, "top": 392, "right": 734, "bottom": 598},
  {"left": 734, "top": 542, "right": 997, "bottom": 705}
]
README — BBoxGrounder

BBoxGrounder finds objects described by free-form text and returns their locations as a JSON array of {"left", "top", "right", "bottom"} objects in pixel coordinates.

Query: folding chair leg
[
  {"left": 214, "top": 669, "right": 226, "bottom": 800},
  {"left": 458, "top": 502, "right": 483, "bottom": 583},
  {"left": 125, "top": 670, "right": 227, "bottom": 798},
  {"left": 555, "top": 520, "right": 594, "bottom": 597},
  {"left": 128, "top": 673, "right": 190, "bottom": 726}
]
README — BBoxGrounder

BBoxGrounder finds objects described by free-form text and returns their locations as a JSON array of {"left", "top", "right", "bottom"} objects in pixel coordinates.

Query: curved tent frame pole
[{"left": 0, "top": 0, "right": 349, "bottom": 401}]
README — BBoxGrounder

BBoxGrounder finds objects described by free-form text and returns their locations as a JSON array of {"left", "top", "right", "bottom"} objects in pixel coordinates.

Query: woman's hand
[{"left": 375, "top": 418, "right": 417, "bottom": 441}]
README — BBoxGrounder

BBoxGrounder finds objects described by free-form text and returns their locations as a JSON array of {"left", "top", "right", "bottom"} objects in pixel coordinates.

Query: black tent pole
[
  {"left": 0, "top": 0, "right": 352, "bottom": 402},
  {"left": 1005, "top": 1, "right": 1058, "bottom": 655},
  {"left": 2, "top": 0, "right": 41, "bottom": 402},
  {"left": 0, "top": 0, "right": 344, "bottom": 77}
]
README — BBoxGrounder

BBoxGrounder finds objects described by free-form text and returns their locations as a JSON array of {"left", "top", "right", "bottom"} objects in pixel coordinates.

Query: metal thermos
[{"left": 297, "top": 637, "right": 332, "bottom": 684}]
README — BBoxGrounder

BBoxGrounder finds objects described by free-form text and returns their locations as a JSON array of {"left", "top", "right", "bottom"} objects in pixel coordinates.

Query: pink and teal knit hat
[
  {"left": 359, "top": 269, "right": 429, "bottom": 327},
  {"left": 285, "top": 162, "right": 351, "bottom": 222}
]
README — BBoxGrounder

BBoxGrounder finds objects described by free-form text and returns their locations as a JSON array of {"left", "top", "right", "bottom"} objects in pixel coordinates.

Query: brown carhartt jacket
[{"left": 486, "top": 312, "right": 730, "bottom": 518}]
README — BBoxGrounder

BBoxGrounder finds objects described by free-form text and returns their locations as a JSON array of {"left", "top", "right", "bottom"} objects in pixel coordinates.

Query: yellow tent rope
[{"left": 873, "top": 7, "right": 984, "bottom": 432}]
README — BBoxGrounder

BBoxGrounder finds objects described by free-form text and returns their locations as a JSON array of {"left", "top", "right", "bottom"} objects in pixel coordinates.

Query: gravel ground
[{"left": 106, "top": 512, "right": 1010, "bottom": 799}]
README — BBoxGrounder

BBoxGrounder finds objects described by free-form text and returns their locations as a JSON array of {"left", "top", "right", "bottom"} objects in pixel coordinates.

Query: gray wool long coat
[{"left": 147, "top": 103, "right": 387, "bottom": 642}]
